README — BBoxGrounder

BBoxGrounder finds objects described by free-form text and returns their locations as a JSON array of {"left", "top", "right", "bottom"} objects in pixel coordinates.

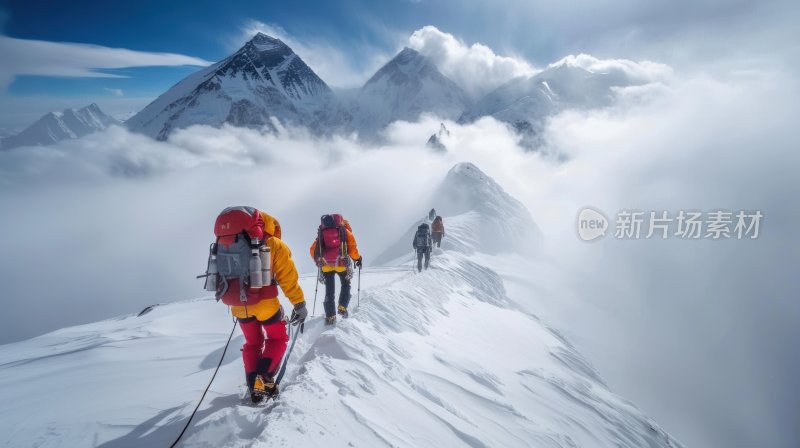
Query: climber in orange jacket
[
  {"left": 431, "top": 215, "right": 445, "bottom": 248},
  {"left": 309, "top": 214, "right": 362, "bottom": 324}
]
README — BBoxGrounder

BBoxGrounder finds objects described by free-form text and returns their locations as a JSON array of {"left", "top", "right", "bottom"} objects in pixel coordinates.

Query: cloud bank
[
  {"left": 552, "top": 53, "right": 673, "bottom": 83},
  {"left": 408, "top": 25, "right": 536, "bottom": 99},
  {"left": 0, "top": 35, "right": 212, "bottom": 91}
]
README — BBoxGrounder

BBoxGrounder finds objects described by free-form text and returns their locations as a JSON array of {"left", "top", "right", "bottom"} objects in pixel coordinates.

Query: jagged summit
[
  {"left": 426, "top": 122, "right": 450, "bottom": 152},
  {"left": 249, "top": 32, "right": 287, "bottom": 48}
]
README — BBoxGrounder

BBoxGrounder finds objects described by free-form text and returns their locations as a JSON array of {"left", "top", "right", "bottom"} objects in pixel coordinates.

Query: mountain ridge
[{"left": 1, "top": 103, "right": 119, "bottom": 150}]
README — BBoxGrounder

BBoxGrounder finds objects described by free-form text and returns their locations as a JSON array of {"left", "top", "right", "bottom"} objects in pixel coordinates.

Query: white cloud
[
  {"left": 237, "top": 21, "right": 390, "bottom": 89},
  {"left": 104, "top": 88, "right": 124, "bottom": 97},
  {"left": 552, "top": 53, "right": 673, "bottom": 84},
  {"left": 408, "top": 25, "right": 536, "bottom": 99},
  {"left": 0, "top": 35, "right": 212, "bottom": 91}
]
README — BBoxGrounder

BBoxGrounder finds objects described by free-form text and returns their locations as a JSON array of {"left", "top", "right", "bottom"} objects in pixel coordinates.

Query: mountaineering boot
[
  {"left": 262, "top": 376, "right": 278, "bottom": 399},
  {"left": 247, "top": 372, "right": 265, "bottom": 404},
  {"left": 325, "top": 315, "right": 337, "bottom": 325},
  {"left": 338, "top": 304, "right": 348, "bottom": 318}
]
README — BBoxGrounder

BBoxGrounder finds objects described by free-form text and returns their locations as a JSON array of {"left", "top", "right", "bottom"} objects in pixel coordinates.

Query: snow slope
[
  {"left": 1, "top": 104, "right": 120, "bottom": 150},
  {"left": 0, "top": 164, "right": 681, "bottom": 448}
]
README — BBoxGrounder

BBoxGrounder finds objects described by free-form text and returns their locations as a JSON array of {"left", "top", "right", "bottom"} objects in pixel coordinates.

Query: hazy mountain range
[
  {"left": 127, "top": 33, "right": 649, "bottom": 142},
  {"left": 3, "top": 33, "right": 653, "bottom": 148}
]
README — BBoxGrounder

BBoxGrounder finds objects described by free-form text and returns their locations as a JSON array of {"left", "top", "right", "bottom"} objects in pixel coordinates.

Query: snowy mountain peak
[
  {"left": 248, "top": 32, "right": 287, "bottom": 49},
  {"left": 352, "top": 47, "right": 470, "bottom": 136},
  {"left": 126, "top": 33, "right": 336, "bottom": 140},
  {"left": 0, "top": 103, "right": 119, "bottom": 150},
  {"left": 434, "top": 162, "right": 542, "bottom": 255},
  {"left": 376, "top": 162, "right": 541, "bottom": 264},
  {"left": 364, "top": 47, "right": 441, "bottom": 87},
  {"left": 426, "top": 122, "right": 450, "bottom": 152}
]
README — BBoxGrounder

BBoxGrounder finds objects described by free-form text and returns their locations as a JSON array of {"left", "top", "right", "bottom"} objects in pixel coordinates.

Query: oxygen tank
[
  {"left": 249, "top": 238, "right": 263, "bottom": 288},
  {"left": 205, "top": 246, "right": 218, "bottom": 292},
  {"left": 260, "top": 245, "right": 271, "bottom": 285}
]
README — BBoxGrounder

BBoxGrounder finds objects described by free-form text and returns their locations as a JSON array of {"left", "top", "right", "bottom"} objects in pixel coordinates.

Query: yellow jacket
[
  {"left": 309, "top": 228, "right": 361, "bottom": 273},
  {"left": 230, "top": 236, "right": 304, "bottom": 321}
]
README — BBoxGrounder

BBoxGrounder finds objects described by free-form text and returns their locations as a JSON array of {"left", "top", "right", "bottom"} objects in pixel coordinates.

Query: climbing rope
[{"left": 169, "top": 320, "right": 237, "bottom": 448}]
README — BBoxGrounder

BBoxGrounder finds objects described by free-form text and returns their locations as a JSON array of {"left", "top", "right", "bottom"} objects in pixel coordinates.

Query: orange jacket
[
  {"left": 431, "top": 216, "right": 445, "bottom": 235},
  {"left": 230, "top": 235, "right": 304, "bottom": 321},
  {"left": 309, "top": 227, "right": 361, "bottom": 273}
]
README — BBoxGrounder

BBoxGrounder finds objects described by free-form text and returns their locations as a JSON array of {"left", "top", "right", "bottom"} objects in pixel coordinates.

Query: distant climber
[
  {"left": 201, "top": 207, "right": 306, "bottom": 403},
  {"left": 413, "top": 222, "right": 432, "bottom": 272},
  {"left": 431, "top": 215, "right": 445, "bottom": 248},
  {"left": 310, "top": 214, "right": 363, "bottom": 325},
  {"left": 428, "top": 208, "right": 437, "bottom": 221}
]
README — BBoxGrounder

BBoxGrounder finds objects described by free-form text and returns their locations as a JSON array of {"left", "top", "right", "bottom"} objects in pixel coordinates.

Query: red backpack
[
  {"left": 205, "top": 206, "right": 277, "bottom": 306},
  {"left": 317, "top": 214, "right": 347, "bottom": 266}
]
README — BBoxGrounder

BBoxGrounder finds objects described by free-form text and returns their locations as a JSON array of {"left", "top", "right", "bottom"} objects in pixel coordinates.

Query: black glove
[
  {"left": 355, "top": 257, "right": 363, "bottom": 269},
  {"left": 290, "top": 302, "right": 307, "bottom": 326}
]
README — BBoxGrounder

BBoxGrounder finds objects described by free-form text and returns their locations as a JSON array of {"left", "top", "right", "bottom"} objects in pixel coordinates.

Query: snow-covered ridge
[
  {"left": 1, "top": 103, "right": 119, "bottom": 150},
  {"left": 0, "top": 163, "right": 680, "bottom": 447}
]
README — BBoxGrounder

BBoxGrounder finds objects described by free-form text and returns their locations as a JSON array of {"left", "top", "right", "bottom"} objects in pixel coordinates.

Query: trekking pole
[
  {"left": 312, "top": 266, "right": 320, "bottom": 316},
  {"left": 357, "top": 265, "right": 362, "bottom": 308},
  {"left": 275, "top": 320, "right": 302, "bottom": 386}
]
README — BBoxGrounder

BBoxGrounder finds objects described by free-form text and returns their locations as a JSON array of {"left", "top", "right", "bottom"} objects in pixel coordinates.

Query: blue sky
[{"left": 0, "top": 0, "right": 796, "bottom": 128}]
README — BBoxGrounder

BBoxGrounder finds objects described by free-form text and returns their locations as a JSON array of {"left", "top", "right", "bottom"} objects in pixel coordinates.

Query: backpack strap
[{"left": 339, "top": 226, "right": 348, "bottom": 259}]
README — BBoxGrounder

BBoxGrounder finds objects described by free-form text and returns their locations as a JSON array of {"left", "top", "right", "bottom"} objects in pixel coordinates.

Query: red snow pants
[{"left": 239, "top": 312, "right": 289, "bottom": 377}]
